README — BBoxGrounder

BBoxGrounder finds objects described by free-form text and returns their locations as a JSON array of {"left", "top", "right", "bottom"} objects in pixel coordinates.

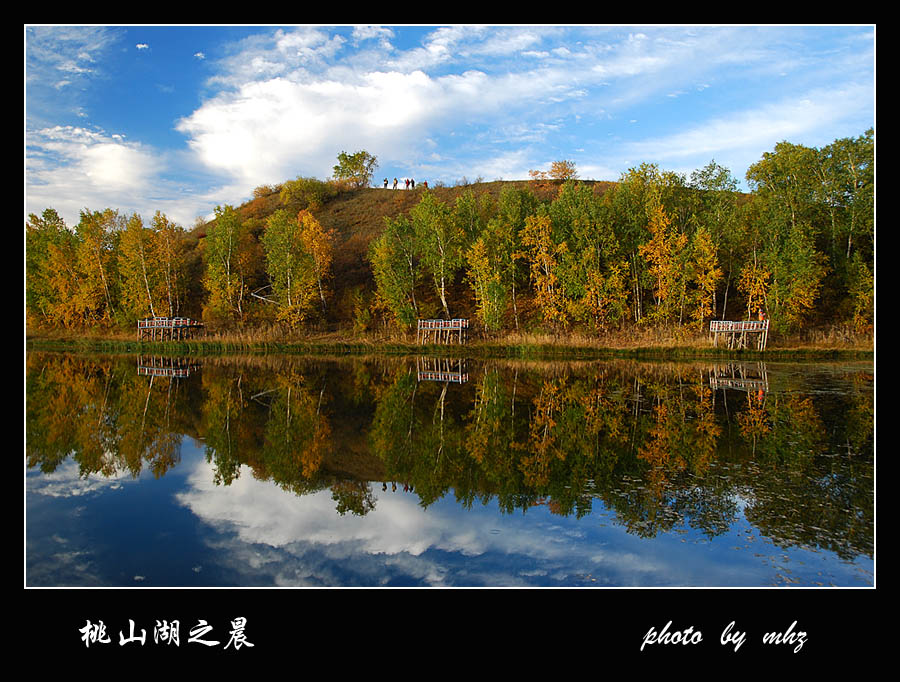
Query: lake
[{"left": 25, "top": 351, "right": 874, "bottom": 588}]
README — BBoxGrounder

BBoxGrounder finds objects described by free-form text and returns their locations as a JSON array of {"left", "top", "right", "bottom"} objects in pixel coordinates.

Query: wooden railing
[
  {"left": 416, "top": 319, "right": 469, "bottom": 345},
  {"left": 137, "top": 317, "right": 203, "bottom": 341},
  {"left": 709, "top": 319, "right": 770, "bottom": 350}
]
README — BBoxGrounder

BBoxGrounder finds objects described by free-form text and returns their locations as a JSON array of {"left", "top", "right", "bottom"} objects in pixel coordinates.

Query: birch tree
[
  {"left": 203, "top": 205, "right": 252, "bottom": 325},
  {"left": 260, "top": 208, "right": 318, "bottom": 328},
  {"left": 118, "top": 213, "right": 160, "bottom": 320},
  {"left": 410, "top": 191, "right": 462, "bottom": 319}
]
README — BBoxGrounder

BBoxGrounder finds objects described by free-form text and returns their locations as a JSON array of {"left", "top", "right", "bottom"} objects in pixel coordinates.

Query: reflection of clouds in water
[
  {"left": 174, "top": 455, "right": 673, "bottom": 586},
  {"left": 26, "top": 462, "right": 114, "bottom": 586},
  {"left": 27, "top": 458, "right": 131, "bottom": 498}
]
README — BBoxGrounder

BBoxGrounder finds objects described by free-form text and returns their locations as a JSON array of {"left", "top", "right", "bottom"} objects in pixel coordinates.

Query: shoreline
[{"left": 25, "top": 331, "right": 874, "bottom": 362}]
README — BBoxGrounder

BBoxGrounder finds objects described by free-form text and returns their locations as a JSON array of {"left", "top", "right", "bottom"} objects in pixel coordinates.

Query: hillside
[
  {"left": 27, "top": 130, "right": 872, "bottom": 345},
  {"left": 193, "top": 178, "right": 619, "bottom": 324}
]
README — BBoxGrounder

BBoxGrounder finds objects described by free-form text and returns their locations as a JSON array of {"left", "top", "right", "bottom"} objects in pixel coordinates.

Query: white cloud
[
  {"left": 176, "top": 66, "right": 522, "bottom": 186},
  {"left": 25, "top": 125, "right": 214, "bottom": 227}
]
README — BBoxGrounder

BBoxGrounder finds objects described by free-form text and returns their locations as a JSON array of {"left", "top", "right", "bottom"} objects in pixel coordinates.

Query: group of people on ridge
[{"left": 383, "top": 177, "right": 427, "bottom": 190}]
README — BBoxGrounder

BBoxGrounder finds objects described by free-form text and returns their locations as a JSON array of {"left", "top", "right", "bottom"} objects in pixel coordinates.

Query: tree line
[{"left": 26, "top": 130, "right": 873, "bottom": 338}]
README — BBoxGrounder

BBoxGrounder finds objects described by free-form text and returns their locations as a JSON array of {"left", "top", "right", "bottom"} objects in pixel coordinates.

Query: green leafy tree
[
  {"left": 488, "top": 186, "right": 539, "bottom": 330},
  {"left": 25, "top": 208, "right": 74, "bottom": 323},
  {"left": 332, "top": 150, "right": 378, "bottom": 189},
  {"left": 410, "top": 191, "right": 463, "bottom": 319},
  {"left": 260, "top": 209, "right": 318, "bottom": 328},
  {"left": 747, "top": 142, "right": 829, "bottom": 331},
  {"left": 280, "top": 176, "right": 339, "bottom": 212},
  {"left": 689, "top": 161, "right": 741, "bottom": 319},
  {"left": 369, "top": 215, "right": 421, "bottom": 326},
  {"left": 203, "top": 205, "right": 253, "bottom": 325}
]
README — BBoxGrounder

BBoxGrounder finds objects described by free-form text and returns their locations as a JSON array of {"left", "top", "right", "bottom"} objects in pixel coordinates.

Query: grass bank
[{"left": 25, "top": 324, "right": 874, "bottom": 362}]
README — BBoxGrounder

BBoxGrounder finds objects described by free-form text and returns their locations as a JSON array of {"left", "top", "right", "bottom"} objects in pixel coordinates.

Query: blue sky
[{"left": 25, "top": 25, "right": 875, "bottom": 230}]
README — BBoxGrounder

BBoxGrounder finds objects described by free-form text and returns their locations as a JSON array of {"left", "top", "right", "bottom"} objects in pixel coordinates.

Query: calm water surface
[{"left": 25, "top": 352, "right": 874, "bottom": 587}]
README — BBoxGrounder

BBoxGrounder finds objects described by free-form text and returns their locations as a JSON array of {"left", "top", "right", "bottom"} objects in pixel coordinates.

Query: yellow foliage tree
[
  {"left": 688, "top": 225, "right": 723, "bottom": 330},
  {"left": 297, "top": 209, "right": 335, "bottom": 315},
  {"left": 638, "top": 199, "right": 687, "bottom": 325},
  {"left": 737, "top": 260, "right": 770, "bottom": 320},
  {"left": 518, "top": 214, "right": 568, "bottom": 329}
]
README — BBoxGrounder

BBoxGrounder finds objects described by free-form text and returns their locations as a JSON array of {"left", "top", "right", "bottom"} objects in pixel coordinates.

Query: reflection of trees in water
[
  {"left": 201, "top": 362, "right": 339, "bottom": 500},
  {"left": 368, "top": 358, "right": 873, "bottom": 557},
  {"left": 26, "top": 353, "right": 873, "bottom": 557},
  {"left": 26, "top": 353, "right": 187, "bottom": 479}
]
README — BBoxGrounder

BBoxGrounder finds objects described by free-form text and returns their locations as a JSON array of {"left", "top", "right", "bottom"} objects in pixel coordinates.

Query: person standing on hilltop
[
  {"left": 393, "top": 178, "right": 398, "bottom": 190},
  {"left": 411, "top": 178, "right": 415, "bottom": 189},
  {"left": 383, "top": 178, "right": 388, "bottom": 188},
  {"left": 405, "top": 178, "right": 410, "bottom": 189}
]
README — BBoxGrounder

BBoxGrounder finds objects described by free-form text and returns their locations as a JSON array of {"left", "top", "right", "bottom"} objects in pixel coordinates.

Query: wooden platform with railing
[
  {"left": 137, "top": 317, "right": 203, "bottom": 341},
  {"left": 709, "top": 319, "right": 770, "bottom": 350},
  {"left": 416, "top": 318, "right": 469, "bottom": 345}
]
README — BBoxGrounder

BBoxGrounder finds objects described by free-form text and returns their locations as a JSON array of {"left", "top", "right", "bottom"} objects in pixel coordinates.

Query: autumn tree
[
  {"left": 74, "top": 208, "right": 120, "bottom": 323},
  {"left": 846, "top": 251, "right": 873, "bottom": 334},
  {"left": 296, "top": 209, "right": 335, "bottom": 315},
  {"left": 519, "top": 212, "right": 568, "bottom": 329},
  {"left": 26, "top": 209, "right": 81, "bottom": 328},
  {"left": 118, "top": 213, "right": 160, "bottom": 320},
  {"left": 465, "top": 229, "right": 506, "bottom": 332},
  {"left": 737, "top": 257, "right": 770, "bottom": 321},
  {"left": 150, "top": 211, "right": 190, "bottom": 318},
  {"left": 638, "top": 193, "right": 687, "bottom": 326},
  {"left": 549, "top": 160, "right": 578, "bottom": 181},
  {"left": 686, "top": 225, "right": 723, "bottom": 330}
]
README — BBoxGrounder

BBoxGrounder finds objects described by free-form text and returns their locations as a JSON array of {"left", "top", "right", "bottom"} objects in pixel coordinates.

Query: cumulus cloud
[
  {"left": 176, "top": 66, "right": 519, "bottom": 186},
  {"left": 24, "top": 125, "right": 219, "bottom": 226}
]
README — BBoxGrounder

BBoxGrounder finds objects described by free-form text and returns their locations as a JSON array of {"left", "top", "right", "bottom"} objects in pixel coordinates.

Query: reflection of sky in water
[{"left": 26, "top": 439, "right": 873, "bottom": 588}]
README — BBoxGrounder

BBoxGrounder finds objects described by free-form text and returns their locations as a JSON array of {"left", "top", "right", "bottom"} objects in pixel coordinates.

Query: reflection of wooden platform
[
  {"left": 710, "top": 319, "right": 769, "bottom": 350},
  {"left": 416, "top": 319, "right": 469, "bottom": 345},
  {"left": 137, "top": 317, "right": 203, "bottom": 341},
  {"left": 416, "top": 357, "right": 469, "bottom": 384},
  {"left": 709, "top": 362, "right": 768, "bottom": 393},
  {"left": 137, "top": 355, "right": 199, "bottom": 379}
]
